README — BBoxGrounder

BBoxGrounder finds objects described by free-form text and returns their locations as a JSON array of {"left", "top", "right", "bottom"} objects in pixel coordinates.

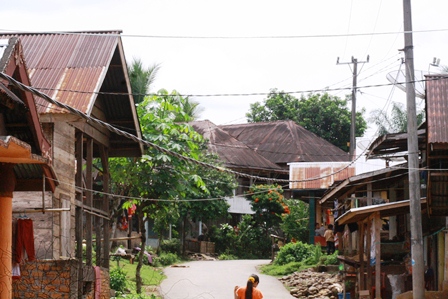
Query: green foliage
[
  {"left": 280, "top": 199, "right": 309, "bottom": 243},
  {"left": 110, "top": 267, "right": 128, "bottom": 294},
  {"left": 153, "top": 252, "right": 179, "bottom": 266},
  {"left": 218, "top": 253, "right": 238, "bottom": 260},
  {"left": 246, "top": 90, "right": 367, "bottom": 151},
  {"left": 260, "top": 262, "right": 303, "bottom": 276},
  {"left": 320, "top": 250, "right": 339, "bottom": 266},
  {"left": 369, "top": 101, "right": 425, "bottom": 135},
  {"left": 274, "top": 241, "right": 316, "bottom": 265},
  {"left": 160, "top": 239, "right": 181, "bottom": 255},
  {"left": 246, "top": 184, "right": 289, "bottom": 231}
]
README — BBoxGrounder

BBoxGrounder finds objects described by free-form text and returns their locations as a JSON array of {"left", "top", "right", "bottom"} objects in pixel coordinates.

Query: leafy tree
[
  {"left": 369, "top": 101, "right": 425, "bottom": 135},
  {"left": 246, "top": 90, "right": 367, "bottom": 151},
  {"left": 246, "top": 184, "right": 290, "bottom": 234},
  {"left": 109, "top": 89, "right": 235, "bottom": 293},
  {"left": 280, "top": 199, "right": 309, "bottom": 243}
]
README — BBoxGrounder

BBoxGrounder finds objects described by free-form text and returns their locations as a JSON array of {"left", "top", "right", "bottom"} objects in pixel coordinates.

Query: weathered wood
[
  {"left": 85, "top": 137, "right": 93, "bottom": 266},
  {"left": 374, "top": 212, "right": 381, "bottom": 299},
  {"left": 75, "top": 131, "right": 84, "bottom": 299}
]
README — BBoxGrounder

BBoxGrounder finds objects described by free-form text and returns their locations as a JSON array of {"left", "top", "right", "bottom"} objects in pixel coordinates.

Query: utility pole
[
  {"left": 402, "top": 0, "right": 424, "bottom": 297},
  {"left": 337, "top": 56, "right": 369, "bottom": 160}
]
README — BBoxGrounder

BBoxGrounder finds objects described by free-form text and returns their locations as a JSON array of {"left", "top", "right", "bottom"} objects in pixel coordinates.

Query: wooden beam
[{"left": 86, "top": 137, "right": 93, "bottom": 266}]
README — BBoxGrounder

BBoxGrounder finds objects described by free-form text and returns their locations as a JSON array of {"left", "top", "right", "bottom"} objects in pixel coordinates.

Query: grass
[{"left": 110, "top": 257, "right": 166, "bottom": 297}]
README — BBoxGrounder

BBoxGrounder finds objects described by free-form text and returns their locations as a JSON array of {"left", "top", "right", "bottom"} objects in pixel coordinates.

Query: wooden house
[
  {"left": 0, "top": 31, "right": 142, "bottom": 299},
  {"left": 0, "top": 37, "right": 58, "bottom": 299},
  {"left": 316, "top": 75, "right": 448, "bottom": 298}
]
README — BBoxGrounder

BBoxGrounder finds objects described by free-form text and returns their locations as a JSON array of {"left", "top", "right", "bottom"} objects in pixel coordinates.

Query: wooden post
[
  {"left": 86, "top": 137, "right": 93, "bottom": 266},
  {"left": 75, "top": 131, "right": 84, "bottom": 299},
  {"left": 366, "top": 218, "right": 372, "bottom": 294},
  {"left": 0, "top": 163, "right": 16, "bottom": 299},
  {"left": 359, "top": 221, "right": 365, "bottom": 290},
  {"left": 100, "top": 146, "right": 110, "bottom": 268},
  {"left": 374, "top": 212, "right": 381, "bottom": 299}
]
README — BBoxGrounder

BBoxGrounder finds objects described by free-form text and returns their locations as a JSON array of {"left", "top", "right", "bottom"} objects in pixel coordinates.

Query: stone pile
[{"left": 278, "top": 268, "right": 344, "bottom": 299}]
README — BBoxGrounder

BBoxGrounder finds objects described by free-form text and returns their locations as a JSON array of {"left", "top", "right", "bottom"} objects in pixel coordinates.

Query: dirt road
[{"left": 159, "top": 259, "right": 294, "bottom": 299}]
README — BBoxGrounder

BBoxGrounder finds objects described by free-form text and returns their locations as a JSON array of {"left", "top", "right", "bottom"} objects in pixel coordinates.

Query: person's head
[
  {"left": 328, "top": 224, "right": 334, "bottom": 230},
  {"left": 315, "top": 222, "right": 320, "bottom": 228},
  {"left": 245, "top": 274, "right": 260, "bottom": 299}
]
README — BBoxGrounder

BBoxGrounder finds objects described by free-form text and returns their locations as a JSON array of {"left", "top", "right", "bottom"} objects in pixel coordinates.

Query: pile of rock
[{"left": 278, "top": 269, "right": 344, "bottom": 299}]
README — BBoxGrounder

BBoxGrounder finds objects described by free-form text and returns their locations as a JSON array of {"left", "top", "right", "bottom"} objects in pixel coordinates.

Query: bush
[
  {"left": 274, "top": 241, "right": 315, "bottom": 265},
  {"left": 110, "top": 266, "right": 127, "bottom": 294},
  {"left": 218, "top": 253, "right": 237, "bottom": 260},
  {"left": 153, "top": 252, "right": 179, "bottom": 266},
  {"left": 160, "top": 238, "right": 181, "bottom": 255}
]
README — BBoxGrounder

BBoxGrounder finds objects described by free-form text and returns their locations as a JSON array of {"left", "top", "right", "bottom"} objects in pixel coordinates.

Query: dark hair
[
  {"left": 328, "top": 224, "right": 334, "bottom": 229},
  {"left": 245, "top": 274, "right": 259, "bottom": 299}
]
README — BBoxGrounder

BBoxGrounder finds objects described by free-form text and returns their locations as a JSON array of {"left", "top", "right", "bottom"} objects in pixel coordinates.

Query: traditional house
[
  {"left": 191, "top": 120, "right": 355, "bottom": 243},
  {"left": 315, "top": 74, "right": 448, "bottom": 298},
  {"left": 0, "top": 31, "right": 142, "bottom": 299},
  {"left": 0, "top": 37, "right": 59, "bottom": 299}
]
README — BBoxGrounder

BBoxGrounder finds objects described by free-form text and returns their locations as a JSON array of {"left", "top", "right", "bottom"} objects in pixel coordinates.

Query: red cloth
[{"left": 15, "top": 219, "right": 36, "bottom": 263}]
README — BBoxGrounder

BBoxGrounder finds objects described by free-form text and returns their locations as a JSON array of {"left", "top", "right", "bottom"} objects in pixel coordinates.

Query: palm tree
[
  {"left": 128, "top": 58, "right": 160, "bottom": 104},
  {"left": 369, "top": 102, "right": 425, "bottom": 135}
]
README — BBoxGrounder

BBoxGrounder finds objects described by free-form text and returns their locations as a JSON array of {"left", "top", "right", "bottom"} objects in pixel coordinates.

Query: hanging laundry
[{"left": 15, "top": 218, "right": 36, "bottom": 263}]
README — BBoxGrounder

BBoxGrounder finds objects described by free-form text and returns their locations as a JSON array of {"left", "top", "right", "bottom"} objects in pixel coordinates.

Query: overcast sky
[{"left": 1, "top": 0, "right": 447, "bottom": 146}]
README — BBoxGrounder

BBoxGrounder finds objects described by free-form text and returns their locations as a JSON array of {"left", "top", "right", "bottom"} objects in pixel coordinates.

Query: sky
[{"left": 1, "top": 0, "right": 448, "bottom": 149}]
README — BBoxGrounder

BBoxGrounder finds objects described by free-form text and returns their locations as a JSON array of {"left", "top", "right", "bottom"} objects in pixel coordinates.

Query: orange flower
[{"left": 255, "top": 198, "right": 259, "bottom": 203}]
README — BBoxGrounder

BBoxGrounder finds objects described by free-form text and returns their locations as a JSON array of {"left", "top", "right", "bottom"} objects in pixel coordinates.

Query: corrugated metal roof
[
  {"left": 190, "top": 120, "right": 284, "bottom": 172},
  {"left": 289, "top": 162, "right": 355, "bottom": 190},
  {"left": 0, "top": 37, "right": 57, "bottom": 191},
  {"left": 220, "top": 120, "right": 350, "bottom": 164},
  {"left": 0, "top": 31, "right": 143, "bottom": 157},
  {"left": 0, "top": 31, "right": 118, "bottom": 114},
  {"left": 426, "top": 75, "right": 448, "bottom": 144}
]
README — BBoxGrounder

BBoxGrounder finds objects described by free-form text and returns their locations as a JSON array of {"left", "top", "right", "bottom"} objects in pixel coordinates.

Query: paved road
[{"left": 159, "top": 259, "right": 295, "bottom": 299}]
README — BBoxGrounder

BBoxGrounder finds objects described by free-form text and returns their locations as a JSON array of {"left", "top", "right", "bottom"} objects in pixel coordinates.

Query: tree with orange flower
[{"left": 246, "top": 184, "right": 290, "bottom": 234}]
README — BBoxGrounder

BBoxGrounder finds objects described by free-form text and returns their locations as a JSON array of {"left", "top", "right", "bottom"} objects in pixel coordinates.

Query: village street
[{"left": 159, "top": 259, "right": 295, "bottom": 299}]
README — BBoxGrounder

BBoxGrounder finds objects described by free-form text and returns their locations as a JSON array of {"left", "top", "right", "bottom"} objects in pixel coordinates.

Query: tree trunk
[{"left": 135, "top": 205, "right": 146, "bottom": 294}]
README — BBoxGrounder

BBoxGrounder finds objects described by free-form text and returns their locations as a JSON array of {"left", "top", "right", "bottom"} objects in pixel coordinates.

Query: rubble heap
[{"left": 278, "top": 269, "right": 344, "bottom": 299}]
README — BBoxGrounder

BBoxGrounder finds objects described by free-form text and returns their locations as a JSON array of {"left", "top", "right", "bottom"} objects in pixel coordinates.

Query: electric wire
[
  {"left": 1, "top": 28, "right": 447, "bottom": 39},
  {"left": 1, "top": 71, "right": 359, "bottom": 184}
]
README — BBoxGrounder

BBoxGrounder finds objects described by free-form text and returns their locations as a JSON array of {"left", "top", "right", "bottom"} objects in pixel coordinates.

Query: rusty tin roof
[
  {"left": 426, "top": 75, "right": 448, "bottom": 144},
  {"left": 220, "top": 120, "right": 351, "bottom": 164},
  {"left": 190, "top": 120, "right": 285, "bottom": 173},
  {"left": 0, "top": 31, "right": 142, "bottom": 157}
]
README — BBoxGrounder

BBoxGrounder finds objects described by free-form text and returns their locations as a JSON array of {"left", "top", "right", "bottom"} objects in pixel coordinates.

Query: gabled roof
[
  {"left": 0, "top": 31, "right": 142, "bottom": 157},
  {"left": 0, "top": 37, "right": 57, "bottom": 191},
  {"left": 190, "top": 120, "right": 285, "bottom": 173},
  {"left": 319, "top": 163, "right": 409, "bottom": 206},
  {"left": 219, "top": 120, "right": 350, "bottom": 164}
]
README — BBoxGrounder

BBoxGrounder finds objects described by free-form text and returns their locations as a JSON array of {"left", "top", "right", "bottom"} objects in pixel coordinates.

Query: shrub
[
  {"left": 160, "top": 238, "right": 181, "bottom": 255},
  {"left": 153, "top": 252, "right": 179, "bottom": 266},
  {"left": 110, "top": 266, "right": 127, "bottom": 294},
  {"left": 218, "top": 253, "right": 237, "bottom": 260},
  {"left": 274, "top": 241, "right": 315, "bottom": 265}
]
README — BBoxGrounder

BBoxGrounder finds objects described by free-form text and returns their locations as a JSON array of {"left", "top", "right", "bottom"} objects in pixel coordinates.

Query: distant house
[
  {"left": 191, "top": 119, "right": 355, "bottom": 241},
  {"left": 0, "top": 31, "right": 142, "bottom": 299}
]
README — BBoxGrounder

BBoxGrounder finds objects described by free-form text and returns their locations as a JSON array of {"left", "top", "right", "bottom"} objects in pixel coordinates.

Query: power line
[
  {"left": 29, "top": 76, "right": 438, "bottom": 99},
  {"left": 1, "top": 28, "right": 448, "bottom": 39},
  {"left": 1, "top": 72, "right": 359, "bottom": 184}
]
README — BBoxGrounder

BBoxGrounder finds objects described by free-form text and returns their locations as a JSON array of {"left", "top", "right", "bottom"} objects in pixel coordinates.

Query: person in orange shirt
[{"left": 234, "top": 274, "right": 263, "bottom": 299}]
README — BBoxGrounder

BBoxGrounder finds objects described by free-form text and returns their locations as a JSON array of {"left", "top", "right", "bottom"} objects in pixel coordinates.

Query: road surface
[{"left": 159, "top": 259, "right": 295, "bottom": 299}]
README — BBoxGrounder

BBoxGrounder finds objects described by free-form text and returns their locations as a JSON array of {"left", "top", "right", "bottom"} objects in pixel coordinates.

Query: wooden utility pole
[
  {"left": 402, "top": 0, "right": 425, "bottom": 297},
  {"left": 337, "top": 56, "right": 369, "bottom": 160}
]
